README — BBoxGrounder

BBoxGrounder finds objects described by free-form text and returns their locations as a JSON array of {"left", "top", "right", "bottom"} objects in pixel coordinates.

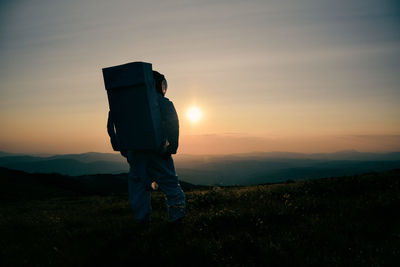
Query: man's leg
[
  {"left": 127, "top": 154, "right": 152, "bottom": 224},
  {"left": 147, "top": 155, "right": 186, "bottom": 222}
]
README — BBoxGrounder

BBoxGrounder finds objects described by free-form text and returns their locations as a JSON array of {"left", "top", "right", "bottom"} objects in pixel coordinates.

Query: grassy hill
[{"left": 0, "top": 167, "right": 399, "bottom": 266}]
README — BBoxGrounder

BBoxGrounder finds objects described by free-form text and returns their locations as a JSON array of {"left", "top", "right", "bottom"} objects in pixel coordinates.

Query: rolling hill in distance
[{"left": 1, "top": 150, "right": 400, "bottom": 185}]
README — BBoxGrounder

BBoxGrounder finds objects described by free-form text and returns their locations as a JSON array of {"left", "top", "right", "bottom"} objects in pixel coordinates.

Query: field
[{"left": 1, "top": 168, "right": 399, "bottom": 266}]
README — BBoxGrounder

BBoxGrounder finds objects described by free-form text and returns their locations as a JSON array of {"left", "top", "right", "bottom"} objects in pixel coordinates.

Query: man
[{"left": 107, "top": 70, "right": 186, "bottom": 225}]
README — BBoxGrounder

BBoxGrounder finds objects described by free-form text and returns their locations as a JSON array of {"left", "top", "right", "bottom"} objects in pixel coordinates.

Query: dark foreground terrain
[{"left": 0, "top": 167, "right": 399, "bottom": 266}]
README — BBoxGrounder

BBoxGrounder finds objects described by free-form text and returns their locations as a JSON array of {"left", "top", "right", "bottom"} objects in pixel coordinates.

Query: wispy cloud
[{"left": 180, "top": 134, "right": 400, "bottom": 154}]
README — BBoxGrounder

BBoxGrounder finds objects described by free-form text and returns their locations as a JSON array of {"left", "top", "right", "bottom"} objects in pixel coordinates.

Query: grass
[{"left": 1, "top": 169, "right": 399, "bottom": 266}]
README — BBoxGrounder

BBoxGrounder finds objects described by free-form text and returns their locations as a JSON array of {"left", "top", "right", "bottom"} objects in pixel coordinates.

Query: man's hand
[
  {"left": 159, "top": 143, "right": 173, "bottom": 159},
  {"left": 166, "top": 145, "right": 177, "bottom": 155},
  {"left": 151, "top": 182, "right": 159, "bottom": 191},
  {"left": 120, "top": 150, "right": 128, "bottom": 158}
]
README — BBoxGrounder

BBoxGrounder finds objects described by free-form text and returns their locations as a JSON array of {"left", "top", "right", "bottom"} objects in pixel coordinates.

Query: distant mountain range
[{"left": 1, "top": 150, "right": 399, "bottom": 185}]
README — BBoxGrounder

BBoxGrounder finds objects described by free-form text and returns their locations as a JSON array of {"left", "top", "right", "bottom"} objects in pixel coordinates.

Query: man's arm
[
  {"left": 107, "top": 111, "right": 119, "bottom": 151},
  {"left": 162, "top": 100, "right": 179, "bottom": 154},
  {"left": 107, "top": 111, "right": 127, "bottom": 157}
]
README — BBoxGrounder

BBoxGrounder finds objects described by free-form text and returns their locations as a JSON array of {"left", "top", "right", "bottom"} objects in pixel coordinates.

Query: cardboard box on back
[{"left": 102, "top": 62, "right": 163, "bottom": 151}]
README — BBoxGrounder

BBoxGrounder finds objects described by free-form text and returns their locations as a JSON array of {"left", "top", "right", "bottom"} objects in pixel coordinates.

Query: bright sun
[{"left": 186, "top": 106, "right": 202, "bottom": 123}]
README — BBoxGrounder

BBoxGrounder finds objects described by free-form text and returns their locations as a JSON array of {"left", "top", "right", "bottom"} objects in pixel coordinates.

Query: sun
[{"left": 186, "top": 106, "right": 202, "bottom": 123}]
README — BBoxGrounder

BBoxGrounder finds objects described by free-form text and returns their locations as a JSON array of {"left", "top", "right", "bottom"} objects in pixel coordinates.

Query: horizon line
[{"left": 1, "top": 149, "right": 400, "bottom": 158}]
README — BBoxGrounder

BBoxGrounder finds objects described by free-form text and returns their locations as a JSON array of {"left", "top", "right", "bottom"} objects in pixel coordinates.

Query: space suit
[{"left": 107, "top": 71, "right": 185, "bottom": 225}]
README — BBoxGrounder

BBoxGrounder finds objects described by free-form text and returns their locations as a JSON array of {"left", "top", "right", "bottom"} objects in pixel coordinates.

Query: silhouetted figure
[{"left": 106, "top": 69, "right": 185, "bottom": 225}]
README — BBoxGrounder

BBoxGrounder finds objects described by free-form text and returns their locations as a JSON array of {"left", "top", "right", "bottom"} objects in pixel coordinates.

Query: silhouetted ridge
[{"left": 0, "top": 167, "right": 204, "bottom": 201}]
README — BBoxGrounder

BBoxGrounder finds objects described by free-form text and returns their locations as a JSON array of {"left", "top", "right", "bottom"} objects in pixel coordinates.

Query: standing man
[{"left": 107, "top": 70, "right": 185, "bottom": 226}]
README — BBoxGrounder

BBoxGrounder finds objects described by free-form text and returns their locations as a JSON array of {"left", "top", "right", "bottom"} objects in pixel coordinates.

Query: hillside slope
[
  {"left": 0, "top": 167, "right": 204, "bottom": 200},
  {"left": 0, "top": 168, "right": 399, "bottom": 266}
]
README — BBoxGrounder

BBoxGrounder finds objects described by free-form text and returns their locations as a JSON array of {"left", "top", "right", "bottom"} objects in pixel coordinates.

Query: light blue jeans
[{"left": 127, "top": 151, "right": 186, "bottom": 224}]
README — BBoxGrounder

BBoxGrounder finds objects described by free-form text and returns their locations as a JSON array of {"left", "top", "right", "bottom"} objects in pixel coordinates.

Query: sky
[{"left": 0, "top": 0, "right": 399, "bottom": 155}]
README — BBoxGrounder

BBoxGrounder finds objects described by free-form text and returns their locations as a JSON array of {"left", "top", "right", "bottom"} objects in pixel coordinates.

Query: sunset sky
[{"left": 1, "top": 0, "right": 399, "bottom": 154}]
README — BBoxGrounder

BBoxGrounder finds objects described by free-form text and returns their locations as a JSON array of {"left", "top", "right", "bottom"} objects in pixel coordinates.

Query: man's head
[{"left": 153, "top": 71, "right": 168, "bottom": 96}]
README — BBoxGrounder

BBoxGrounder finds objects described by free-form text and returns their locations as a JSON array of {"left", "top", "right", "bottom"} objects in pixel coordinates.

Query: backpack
[{"left": 102, "top": 61, "right": 163, "bottom": 151}]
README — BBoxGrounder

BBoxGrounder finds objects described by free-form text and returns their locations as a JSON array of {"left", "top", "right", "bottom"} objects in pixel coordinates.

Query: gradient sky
[{"left": 1, "top": 0, "right": 399, "bottom": 154}]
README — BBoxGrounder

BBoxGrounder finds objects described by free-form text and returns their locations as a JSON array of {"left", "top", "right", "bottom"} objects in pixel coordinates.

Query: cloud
[{"left": 180, "top": 133, "right": 400, "bottom": 154}]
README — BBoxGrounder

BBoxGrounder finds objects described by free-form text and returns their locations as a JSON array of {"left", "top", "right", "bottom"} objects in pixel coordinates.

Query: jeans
[{"left": 127, "top": 151, "right": 186, "bottom": 223}]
